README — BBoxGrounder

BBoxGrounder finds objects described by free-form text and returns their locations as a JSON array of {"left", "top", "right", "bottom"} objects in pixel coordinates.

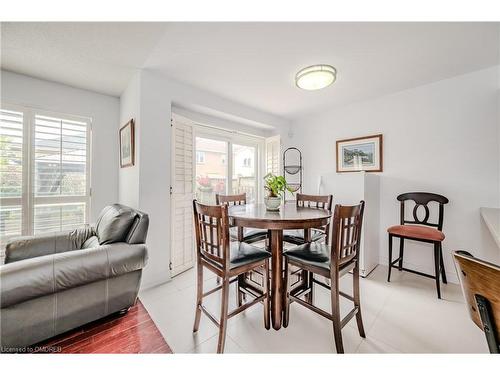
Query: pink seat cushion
[{"left": 387, "top": 225, "right": 445, "bottom": 241}]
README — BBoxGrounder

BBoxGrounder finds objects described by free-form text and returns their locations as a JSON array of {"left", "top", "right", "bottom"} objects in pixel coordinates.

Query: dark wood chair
[
  {"left": 387, "top": 192, "right": 449, "bottom": 299},
  {"left": 283, "top": 201, "right": 366, "bottom": 354},
  {"left": 215, "top": 193, "right": 268, "bottom": 244},
  {"left": 192, "top": 200, "right": 271, "bottom": 353},
  {"left": 453, "top": 251, "right": 500, "bottom": 353},
  {"left": 283, "top": 193, "right": 333, "bottom": 245}
]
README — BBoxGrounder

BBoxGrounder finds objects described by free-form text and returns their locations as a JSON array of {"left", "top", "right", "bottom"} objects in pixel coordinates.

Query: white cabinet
[{"left": 319, "top": 171, "right": 380, "bottom": 277}]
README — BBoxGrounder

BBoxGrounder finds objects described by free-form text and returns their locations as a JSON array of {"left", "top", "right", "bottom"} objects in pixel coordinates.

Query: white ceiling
[
  {"left": 0, "top": 22, "right": 168, "bottom": 96},
  {"left": 2, "top": 22, "right": 499, "bottom": 119}
]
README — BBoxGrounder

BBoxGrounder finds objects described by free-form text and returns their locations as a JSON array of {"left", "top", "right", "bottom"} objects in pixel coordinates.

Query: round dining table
[{"left": 228, "top": 203, "right": 331, "bottom": 330}]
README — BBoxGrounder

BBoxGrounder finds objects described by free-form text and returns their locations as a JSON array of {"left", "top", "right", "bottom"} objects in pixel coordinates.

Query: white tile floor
[{"left": 139, "top": 264, "right": 489, "bottom": 353}]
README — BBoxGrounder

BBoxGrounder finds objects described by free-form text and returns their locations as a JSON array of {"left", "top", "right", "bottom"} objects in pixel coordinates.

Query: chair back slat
[
  {"left": 193, "top": 200, "right": 230, "bottom": 269},
  {"left": 453, "top": 251, "right": 500, "bottom": 352},
  {"left": 296, "top": 193, "right": 333, "bottom": 241},
  {"left": 216, "top": 193, "right": 247, "bottom": 206},
  {"left": 296, "top": 193, "right": 332, "bottom": 210},
  {"left": 331, "top": 201, "right": 365, "bottom": 267},
  {"left": 397, "top": 192, "right": 448, "bottom": 230}
]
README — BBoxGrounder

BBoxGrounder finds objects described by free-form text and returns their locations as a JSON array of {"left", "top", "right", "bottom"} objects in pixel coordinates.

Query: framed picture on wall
[
  {"left": 336, "top": 134, "right": 383, "bottom": 173},
  {"left": 120, "top": 119, "right": 135, "bottom": 168}
]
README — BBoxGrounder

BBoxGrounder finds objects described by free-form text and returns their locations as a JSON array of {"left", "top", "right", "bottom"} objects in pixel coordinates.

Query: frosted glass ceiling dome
[{"left": 295, "top": 65, "right": 337, "bottom": 90}]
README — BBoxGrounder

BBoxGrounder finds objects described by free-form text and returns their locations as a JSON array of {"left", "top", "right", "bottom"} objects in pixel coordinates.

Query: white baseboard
[{"left": 140, "top": 271, "right": 172, "bottom": 291}]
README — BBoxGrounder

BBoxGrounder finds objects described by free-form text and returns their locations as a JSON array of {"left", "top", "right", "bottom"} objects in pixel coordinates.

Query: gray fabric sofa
[{"left": 0, "top": 204, "right": 149, "bottom": 352}]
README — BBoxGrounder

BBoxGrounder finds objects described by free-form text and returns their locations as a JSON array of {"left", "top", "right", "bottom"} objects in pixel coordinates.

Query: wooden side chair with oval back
[
  {"left": 283, "top": 201, "right": 366, "bottom": 353},
  {"left": 215, "top": 193, "right": 268, "bottom": 244},
  {"left": 387, "top": 192, "right": 449, "bottom": 299},
  {"left": 192, "top": 200, "right": 271, "bottom": 353},
  {"left": 453, "top": 251, "right": 500, "bottom": 353}
]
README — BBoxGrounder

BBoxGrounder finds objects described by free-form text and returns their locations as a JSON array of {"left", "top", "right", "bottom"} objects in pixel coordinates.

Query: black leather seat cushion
[
  {"left": 229, "top": 227, "right": 268, "bottom": 243},
  {"left": 230, "top": 242, "right": 271, "bottom": 269},
  {"left": 284, "top": 242, "right": 353, "bottom": 275},
  {"left": 283, "top": 229, "right": 325, "bottom": 244}
]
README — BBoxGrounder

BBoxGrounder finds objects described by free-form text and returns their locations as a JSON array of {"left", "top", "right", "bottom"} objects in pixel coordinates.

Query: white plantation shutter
[
  {"left": 33, "top": 114, "right": 90, "bottom": 233},
  {"left": 0, "top": 108, "right": 26, "bottom": 246},
  {"left": 265, "top": 135, "right": 281, "bottom": 175},
  {"left": 0, "top": 105, "right": 91, "bottom": 256},
  {"left": 170, "top": 114, "right": 195, "bottom": 276}
]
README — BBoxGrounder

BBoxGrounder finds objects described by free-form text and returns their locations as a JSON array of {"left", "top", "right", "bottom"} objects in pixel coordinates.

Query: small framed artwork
[
  {"left": 336, "top": 134, "right": 383, "bottom": 173},
  {"left": 120, "top": 119, "right": 135, "bottom": 168}
]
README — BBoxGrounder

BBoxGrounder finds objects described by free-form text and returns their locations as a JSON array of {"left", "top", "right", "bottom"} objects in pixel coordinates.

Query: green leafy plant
[{"left": 263, "top": 173, "right": 293, "bottom": 198}]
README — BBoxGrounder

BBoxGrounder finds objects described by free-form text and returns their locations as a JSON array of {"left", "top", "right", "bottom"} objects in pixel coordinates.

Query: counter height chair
[
  {"left": 453, "top": 251, "right": 500, "bottom": 353},
  {"left": 283, "top": 201, "right": 366, "bottom": 354},
  {"left": 283, "top": 193, "right": 333, "bottom": 301},
  {"left": 192, "top": 200, "right": 271, "bottom": 353},
  {"left": 283, "top": 193, "right": 333, "bottom": 245},
  {"left": 215, "top": 193, "right": 268, "bottom": 244},
  {"left": 387, "top": 192, "right": 449, "bottom": 299}
]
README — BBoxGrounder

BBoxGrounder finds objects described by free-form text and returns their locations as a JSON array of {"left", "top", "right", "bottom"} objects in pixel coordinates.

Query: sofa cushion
[
  {"left": 96, "top": 205, "right": 136, "bottom": 245},
  {"left": 81, "top": 235, "right": 99, "bottom": 249},
  {"left": 5, "top": 226, "right": 95, "bottom": 264}
]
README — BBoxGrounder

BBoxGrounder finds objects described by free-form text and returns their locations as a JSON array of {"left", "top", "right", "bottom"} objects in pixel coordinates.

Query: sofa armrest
[
  {"left": 0, "top": 243, "right": 148, "bottom": 308},
  {"left": 4, "top": 226, "right": 95, "bottom": 264}
]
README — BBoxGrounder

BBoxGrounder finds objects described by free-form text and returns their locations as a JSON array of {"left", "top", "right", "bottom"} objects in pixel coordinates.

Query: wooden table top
[{"left": 228, "top": 203, "right": 331, "bottom": 230}]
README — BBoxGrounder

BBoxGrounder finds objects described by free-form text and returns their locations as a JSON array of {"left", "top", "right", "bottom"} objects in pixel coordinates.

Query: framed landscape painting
[
  {"left": 120, "top": 119, "right": 135, "bottom": 168},
  {"left": 336, "top": 134, "right": 383, "bottom": 173}
]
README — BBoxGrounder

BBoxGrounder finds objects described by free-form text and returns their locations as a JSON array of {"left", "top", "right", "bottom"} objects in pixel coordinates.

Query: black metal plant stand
[{"left": 283, "top": 147, "right": 302, "bottom": 199}]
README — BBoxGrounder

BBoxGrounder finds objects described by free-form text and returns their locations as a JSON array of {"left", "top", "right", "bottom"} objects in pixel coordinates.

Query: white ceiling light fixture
[{"left": 295, "top": 64, "right": 337, "bottom": 91}]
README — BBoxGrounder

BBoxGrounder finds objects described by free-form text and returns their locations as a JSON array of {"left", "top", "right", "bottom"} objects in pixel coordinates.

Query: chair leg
[
  {"left": 439, "top": 243, "right": 447, "bottom": 284},
  {"left": 283, "top": 258, "right": 292, "bottom": 328},
  {"left": 353, "top": 262, "right": 366, "bottom": 338},
  {"left": 217, "top": 277, "right": 230, "bottom": 353},
  {"left": 330, "top": 275, "right": 344, "bottom": 354},
  {"left": 237, "top": 274, "right": 243, "bottom": 307},
  {"left": 433, "top": 242, "right": 442, "bottom": 299},
  {"left": 193, "top": 261, "right": 203, "bottom": 333},
  {"left": 398, "top": 238, "right": 405, "bottom": 271},
  {"left": 306, "top": 271, "right": 314, "bottom": 304},
  {"left": 387, "top": 234, "right": 393, "bottom": 282},
  {"left": 263, "top": 260, "right": 271, "bottom": 330}
]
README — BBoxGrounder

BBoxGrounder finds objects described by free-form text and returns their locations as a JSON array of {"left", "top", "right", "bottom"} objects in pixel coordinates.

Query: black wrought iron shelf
[{"left": 283, "top": 147, "right": 302, "bottom": 195}]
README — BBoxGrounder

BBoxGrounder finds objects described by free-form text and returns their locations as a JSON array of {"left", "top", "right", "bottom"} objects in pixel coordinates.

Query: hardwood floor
[{"left": 31, "top": 300, "right": 172, "bottom": 354}]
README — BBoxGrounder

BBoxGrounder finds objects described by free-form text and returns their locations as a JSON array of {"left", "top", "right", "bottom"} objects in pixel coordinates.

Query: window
[
  {"left": 195, "top": 137, "right": 227, "bottom": 205},
  {"left": 194, "top": 133, "right": 261, "bottom": 205},
  {"left": 0, "top": 105, "right": 91, "bottom": 244},
  {"left": 196, "top": 151, "right": 205, "bottom": 164}
]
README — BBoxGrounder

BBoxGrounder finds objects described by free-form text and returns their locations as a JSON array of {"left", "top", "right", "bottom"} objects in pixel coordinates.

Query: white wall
[
  {"left": 120, "top": 69, "right": 291, "bottom": 289},
  {"left": 1, "top": 71, "right": 119, "bottom": 222},
  {"left": 119, "top": 73, "right": 141, "bottom": 208},
  {"left": 292, "top": 66, "right": 500, "bottom": 282}
]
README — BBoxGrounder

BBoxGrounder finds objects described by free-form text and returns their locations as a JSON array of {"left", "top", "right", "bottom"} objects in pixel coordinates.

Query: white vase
[{"left": 264, "top": 196, "right": 281, "bottom": 211}]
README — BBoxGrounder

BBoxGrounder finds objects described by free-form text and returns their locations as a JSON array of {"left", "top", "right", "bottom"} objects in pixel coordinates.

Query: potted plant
[{"left": 263, "top": 173, "right": 292, "bottom": 211}]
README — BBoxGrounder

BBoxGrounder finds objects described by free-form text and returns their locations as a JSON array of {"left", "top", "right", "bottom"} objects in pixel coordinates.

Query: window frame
[
  {"left": 1, "top": 102, "right": 92, "bottom": 239},
  {"left": 195, "top": 150, "right": 206, "bottom": 164}
]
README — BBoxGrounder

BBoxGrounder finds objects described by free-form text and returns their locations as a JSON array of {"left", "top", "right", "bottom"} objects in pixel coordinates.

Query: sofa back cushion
[
  {"left": 96, "top": 205, "right": 136, "bottom": 244},
  {"left": 81, "top": 235, "right": 99, "bottom": 249}
]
